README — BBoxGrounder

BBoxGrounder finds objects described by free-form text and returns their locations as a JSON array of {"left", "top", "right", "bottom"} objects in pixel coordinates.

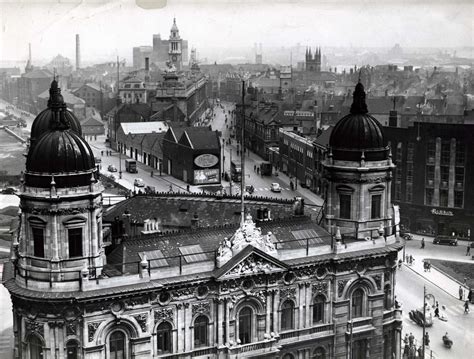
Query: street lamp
[{"left": 118, "top": 144, "right": 122, "bottom": 179}]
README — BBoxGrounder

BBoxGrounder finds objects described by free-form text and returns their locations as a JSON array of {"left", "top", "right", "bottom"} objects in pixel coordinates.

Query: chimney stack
[
  {"left": 145, "top": 57, "right": 150, "bottom": 72},
  {"left": 28, "top": 43, "right": 32, "bottom": 62},
  {"left": 75, "top": 34, "right": 81, "bottom": 70}
]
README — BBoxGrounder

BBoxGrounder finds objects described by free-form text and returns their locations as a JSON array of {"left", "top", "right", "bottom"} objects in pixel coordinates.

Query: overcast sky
[{"left": 0, "top": 0, "right": 472, "bottom": 64}]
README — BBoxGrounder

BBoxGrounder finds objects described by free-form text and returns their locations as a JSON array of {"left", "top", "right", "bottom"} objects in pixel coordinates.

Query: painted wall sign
[
  {"left": 431, "top": 208, "right": 454, "bottom": 217},
  {"left": 194, "top": 154, "right": 219, "bottom": 168},
  {"left": 194, "top": 169, "right": 220, "bottom": 184}
]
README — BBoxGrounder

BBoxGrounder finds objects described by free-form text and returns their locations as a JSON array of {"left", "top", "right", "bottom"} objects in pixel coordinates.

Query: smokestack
[
  {"left": 145, "top": 57, "right": 150, "bottom": 72},
  {"left": 75, "top": 34, "right": 81, "bottom": 70},
  {"left": 28, "top": 43, "right": 32, "bottom": 62}
]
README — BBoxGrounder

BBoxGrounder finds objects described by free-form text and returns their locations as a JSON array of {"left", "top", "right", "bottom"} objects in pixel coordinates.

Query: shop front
[{"left": 399, "top": 203, "right": 473, "bottom": 240}]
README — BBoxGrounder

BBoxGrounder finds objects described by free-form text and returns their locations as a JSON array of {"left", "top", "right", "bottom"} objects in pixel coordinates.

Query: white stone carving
[
  {"left": 224, "top": 254, "right": 280, "bottom": 277},
  {"left": 216, "top": 214, "right": 277, "bottom": 267}
]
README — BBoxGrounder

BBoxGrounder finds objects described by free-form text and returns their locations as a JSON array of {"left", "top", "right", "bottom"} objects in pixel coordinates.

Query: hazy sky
[{"left": 0, "top": 0, "right": 472, "bottom": 64}]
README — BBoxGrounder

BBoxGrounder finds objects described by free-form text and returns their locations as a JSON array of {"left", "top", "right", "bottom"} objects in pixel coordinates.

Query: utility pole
[
  {"left": 240, "top": 80, "right": 245, "bottom": 224},
  {"left": 229, "top": 149, "right": 232, "bottom": 196},
  {"left": 422, "top": 285, "right": 426, "bottom": 359}
]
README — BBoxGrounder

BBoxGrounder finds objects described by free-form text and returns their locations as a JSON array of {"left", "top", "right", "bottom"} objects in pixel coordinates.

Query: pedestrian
[
  {"left": 459, "top": 286, "right": 464, "bottom": 300},
  {"left": 101, "top": 150, "right": 104, "bottom": 156},
  {"left": 408, "top": 332, "right": 414, "bottom": 346},
  {"left": 254, "top": 164, "right": 256, "bottom": 172},
  {"left": 150, "top": 170, "right": 154, "bottom": 177},
  {"left": 434, "top": 303, "right": 439, "bottom": 318},
  {"left": 421, "top": 237, "right": 425, "bottom": 249},
  {"left": 424, "top": 332, "right": 430, "bottom": 346},
  {"left": 186, "top": 184, "right": 190, "bottom": 192},
  {"left": 467, "top": 244, "right": 471, "bottom": 256},
  {"left": 468, "top": 289, "right": 473, "bottom": 303},
  {"left": 463, "top": 300, "right": 470, "bottom": 314},
  {"left": 403, "top": 333, "right": 409, "bottom": 346},
  {"left": 169, "top": 184, "right": 173, "bottom": 192},
  {"left": 256, "top": 167, "right": 259, "bottom": 175}
]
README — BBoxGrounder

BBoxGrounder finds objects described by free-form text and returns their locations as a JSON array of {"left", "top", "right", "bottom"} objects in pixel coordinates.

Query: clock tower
[{"left": 168, "top": 17, "right": 182, "bottom": 71}]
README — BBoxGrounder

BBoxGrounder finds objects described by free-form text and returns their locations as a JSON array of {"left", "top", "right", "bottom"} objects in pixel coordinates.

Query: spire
[
  {"left": 47, "top": 78, "right": 66, "bottom": 109},
  {"left": 350, "top": 81, "right": 369, "bottom": 114},
  {"left": 308, "top": 47, "right": 312, "bottom": 59}
]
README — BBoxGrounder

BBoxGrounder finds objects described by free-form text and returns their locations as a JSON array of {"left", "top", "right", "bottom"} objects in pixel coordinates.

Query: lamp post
[
  {"left": 422, "top": 286, "right": 426, "bottom": 359},
  {"left": 118, "top": 144, "right": 122, "bottom": 179}
]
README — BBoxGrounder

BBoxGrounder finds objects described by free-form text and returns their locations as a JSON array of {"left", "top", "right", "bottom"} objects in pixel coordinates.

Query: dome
[
  {"left": 30, "top": 79, "right": 82, "bottom": 146},
  {"left": 26, "top": 129, "right": 95, "bottom": 174},
  {"left": 329, "top": 82, "right": 388, "bottom": 161}
]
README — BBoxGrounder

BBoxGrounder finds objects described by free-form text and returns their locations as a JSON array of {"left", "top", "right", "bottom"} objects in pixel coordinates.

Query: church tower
[
  {"left": 305, "top": 46, "right": 321, "bottom": 72},
  {"left": 168, "top": 17, "right": 182, "bottom": 71},
  {"left": 5, "top": 79, "right": 105, "bottom": 359},
  {"left": 323, "top": 82, "right": 396, "bottom": 241}
]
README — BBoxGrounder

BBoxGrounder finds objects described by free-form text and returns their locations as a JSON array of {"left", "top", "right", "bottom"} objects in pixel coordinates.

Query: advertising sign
[
  {"left": 194, "top": 169, "right": 220, "bottom": 184},
  {"left": 194, "top": 154, "right": 219, "bottom": 168}
]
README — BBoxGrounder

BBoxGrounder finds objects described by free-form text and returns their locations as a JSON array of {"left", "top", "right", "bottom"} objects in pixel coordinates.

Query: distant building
[
  {"left": 73, "top": 83, "right": 112, "bottom": 113},
  {"left": 118, "top": 77, "right": 148, "bottom": 104},
  {"left": 80, "top": 116, "right": 105, "bottom": 138},
  {"left": 133, "top": 19, "right": 189, "bottom": 69},
  {"left": 18, "top": 68, "right": 53, "bottom": 112},
  {"left": 305, "top": 47, "right": 321, "bottom": 73},
  {"left": 106, "top": 101, "right": 153, "bottom": 144}
]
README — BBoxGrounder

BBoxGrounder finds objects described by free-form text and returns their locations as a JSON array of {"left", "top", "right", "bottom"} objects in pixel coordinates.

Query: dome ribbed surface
[
  {"left": 26, "top": 130, "right": 95, "bottom": 174},
  {"left": 329, "top": 113, "right": 385, "bottom": 150}
]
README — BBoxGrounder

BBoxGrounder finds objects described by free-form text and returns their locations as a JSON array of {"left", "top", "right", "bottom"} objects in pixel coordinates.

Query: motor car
[
  {"left": 108, "top": 174, "right": 117, "bottom": 181},
  {"left": 433, "top": 235, "right": 458, "bottom": 246},
  {"left": 134, "top": 178, "right": 145, "bottom": 187},
  {"left": 1, "top": 187, "right": 18, "bottom": 194},
  {"left": 402, "top": 232, "right": 413, "bottom": 240},
  {"left": 108, "top": 164, "right": 117, "bottom": 172},
  {"left": 270, "top": 183, "right": 281, "bottom": 193}
]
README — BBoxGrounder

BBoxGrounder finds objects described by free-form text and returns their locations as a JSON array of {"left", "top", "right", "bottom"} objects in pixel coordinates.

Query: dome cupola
[
  {"left": 329, "top": 82, "right": 388, "bottom": 161},
  {"left": 30, "top": 79, "right": 82, "bottom": 148},
  {"left": 25, "top": 109, "right": 95, "bottom": 188}
]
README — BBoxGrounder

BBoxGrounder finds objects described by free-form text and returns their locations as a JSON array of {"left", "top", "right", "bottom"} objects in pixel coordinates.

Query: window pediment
[
  {"left": 336, "top": 185, "right": 354, "bottom": 193},
  {"left": 368, "top": 184, "right": 385, "bottom": 192}
]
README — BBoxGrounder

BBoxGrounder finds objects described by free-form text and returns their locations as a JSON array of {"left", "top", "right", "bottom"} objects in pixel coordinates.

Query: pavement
[{"left": 401, "top": 237, "right": 472, "bottom": 300}]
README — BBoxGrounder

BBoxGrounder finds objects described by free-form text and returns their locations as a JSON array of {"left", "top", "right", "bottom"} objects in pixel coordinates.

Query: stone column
[
  {"left": 395, "top": 327, "right": 401, "bottom": 359},
  {"left": 183, "top": 303, "right": 190, "bottom": 352},
  {"left": 273, "top": 290, "right": 280, "bottom": 333},
  {"left": 448, "top": 138, "right": 456, "bottom": 208},
  {"left": 90, "top": 208, "right": 98, "bottom": 258},
  {"left": 298, "top": 283, "right": 304, "bottom": 329},
  {"left": 51, "top": 213, "right": 59, "bottom": 261},
  {"left": 177, "top": 304, "right": 185, "bottom": 352},
  {"left": 225, "top": 299, "right": 230, "bottom": 345},
  {"left": 217, "top": 299, "right": 224, "bottom": 346},
  {"left": 305, "top": 283, "right": 312, "bottom": 328},
  {"left": 266, "top": 291, "right": 272, "bottom": 334}
]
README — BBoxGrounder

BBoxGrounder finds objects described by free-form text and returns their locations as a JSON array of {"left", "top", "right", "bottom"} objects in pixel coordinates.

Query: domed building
[
  {"left": 323, "top": 82, "right": 397, "bottom": 241},
  {"left": 3, "top": 80, "right": 403, "bottom": 359}
]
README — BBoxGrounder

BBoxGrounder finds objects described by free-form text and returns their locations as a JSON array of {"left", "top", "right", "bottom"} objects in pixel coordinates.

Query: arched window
[
  {"left": 351, "top": 289, "right": 364, "bottom": 318},
  {"left": 29, "top": 335, "right": 43, "bottom": 359},
  {"left": 280, "top": 300, "right": 294, "bottom": 331},
  {"left": 312, "top": 347, "right": 326, "bottom": 359},
  {"left": 238, "top": 307, "right": 252, "bottom": 344},
  {"left": 109, "top": 331, "right": 125, "bottom": 359},
  {"left": 384, "top": 285, "right": 391, "bottom": 310},
  {"left": 157, "top": 322, "right": 172, "bottom": 354},
  {"left": 194, "top": 315, "right": 208, "bottom": 348},
  {"left": 313, "top": 295, "right": 325, "bottom": 324},
  {"left": 66, "top": 340, "right": 79, "bottom": 359},
  {"left": 282, "top": 354, "right": 295, "bottom": 359}
]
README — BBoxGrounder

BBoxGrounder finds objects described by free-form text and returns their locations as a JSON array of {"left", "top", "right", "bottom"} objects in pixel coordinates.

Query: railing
[
  {"left": 279, "top": 323, "right": 334, "bottom": 340},
  {"left": 351, "top": 317, "right": 372, "bottom": 328},
  {"left": 191, "top": 347, "right": 217, "bottom": 357},
  {"left": 235, "top": 341, "right": 268, "bottom": 353}
]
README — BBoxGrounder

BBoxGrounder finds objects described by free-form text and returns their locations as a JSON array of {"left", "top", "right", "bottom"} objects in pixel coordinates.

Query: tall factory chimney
[
  {"left": 76, "top": 34, "right": 81, "bottom": 70},
  {"left": 28, "top": 43, "right": 32, "bottom": 63}
]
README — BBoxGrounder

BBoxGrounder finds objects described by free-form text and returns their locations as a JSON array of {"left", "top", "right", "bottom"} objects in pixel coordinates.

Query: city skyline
[{"left": 0, "top": 0, "right": 472, "bottom": 66}]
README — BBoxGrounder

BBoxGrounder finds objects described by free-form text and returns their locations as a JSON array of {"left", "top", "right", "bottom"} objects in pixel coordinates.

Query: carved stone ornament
[
  {"left": 133, "top": 313, "right": 148, "bottom": 332},
  {"left": 124, "top": 295, "right": 149, "bottom": 309},
  {"left": 154, "top": 308, "right": 173, "bottom": 324},
  {"left": 25, "top": 320, "right": 44, "bottom": 336},
  {"left": 173, "top": 287, "right": 194, "bottom": 298},
  {"left": 221, "top": 279, "right": 240, "bottom": 292},
  {"left": 329, "top": 176, "right": 389, "bottom": 184},
  {"left": 254, "top": 290, "right": 267, "bottom": 305},
  {"left": 192, "top": 302, "right": 211, "bottom": 317},
  {"left": 225, "top": 254, "right": 281, "bottom": 278},
  {"left": 22, "top": 206, "right": 96, "bottom": 216},
  {"left": 372, "top": 275, "right": 382, "bottom": 290},
  {"left": 338, "top": 280, "right": 348, "bottom": 297},
  {"left": 66, "top": 322, "right": 76, "bottom": 336},
  {"left": 312, "top": 282, "right": 328, "bottom": 295},
  {"left": 216, "top": 214, "right": 277, "bottom": 267},
  {"left": 280, "top": 287, "right": 297, "bottom": 299},
  {"left": 88, "top": 322, "right": 101, "bottom": 342}
]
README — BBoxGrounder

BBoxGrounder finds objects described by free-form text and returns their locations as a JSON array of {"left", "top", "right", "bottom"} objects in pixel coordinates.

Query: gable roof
[
  {"left": 120, "top": 121, "right": 169, "bottom": 135},
  {"left": 81, "top": 117, "right": 104, "bottom": 127}
]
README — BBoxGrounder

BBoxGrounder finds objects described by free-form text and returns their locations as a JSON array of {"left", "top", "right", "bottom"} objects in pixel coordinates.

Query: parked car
[
  {"left": 108, "top": 164, "right": 117, "bottom": 172},
  {"left": 1, "top": 187, "right": 18, "bottom": 194},
  {"left": 271, "top": 183, "right": 281, "bottom": 193},
  {"left": 433, "top": 235, "right": 458, "bottom": 246},
  {"left": 134, "top": 178, "right": 145, "bottom": 187},
  {"left": 108, "top": 174, "right": 117, "bottom": 181},
  {"left": 402, "top": 232, "right": 413, "bottom": 240}
]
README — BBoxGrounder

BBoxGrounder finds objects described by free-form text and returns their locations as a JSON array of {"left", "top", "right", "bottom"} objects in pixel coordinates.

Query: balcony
[
  {"left": 279, "top": 323, "right": 334, "bottom": 345},
  {"left": 227, "top": 338, "right": 279, "bottom": 358},
  {"left": 345, "top": 317, "right": 375, "bottom": 336}
]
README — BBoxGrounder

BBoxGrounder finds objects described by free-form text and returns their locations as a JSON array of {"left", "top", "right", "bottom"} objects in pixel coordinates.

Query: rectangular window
[
  {"left": 406, "top": 184, "right": 413, "bottom": 202},
  {"left": 427, "top": 140, "right": 435, "bottom": 164},
  {"left": 441, "top": 141, "right": 450, "bottom": 166},
  {"left": 32, "top": 227, "right": 44, "bottom": 258},
  {"left": 406, "top": 163, "right": 413, "bottom": 183},
  {"left": 371, "top": 195, "right": 382, "bottom": 219},
  {"left": 339, "top": 194, "right": 351, "bottom": 219},
  {"left": 440, "top": 190, "right": 448, "bottom": 207},
  {"left": 396, "top": 143, "right": 403, "bottom": 164},
  {"left": 455, "top": 167, "right": 464, "bottom": 188},
  {"left": 407, "top": 142, "right": 414, "bottom": 162},
  {"left": 426, "top": 166, "right": 434, "bottom": 183},
  {"left": 456, "top": 142, "right": 465, "bottom": 166},
  {"left": 454, "top": 191, "right": 464, "bottom": 208},
  {"left": 425, "top": 189, "right": 434, "bottom": 206},
  {"left": 68, "top": 228, "right": 83, "bottom": 258},
  {"left": 440, "top": 166, "right": 449, "bottom": 185}
]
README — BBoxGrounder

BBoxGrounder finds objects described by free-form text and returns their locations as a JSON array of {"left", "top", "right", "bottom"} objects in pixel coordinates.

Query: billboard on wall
[
  {"left": 194, "top": 154, "right": 219, "bottom": 168},
  {"left": 194, "top": 169, "right": 220, "bottom": 184}
]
